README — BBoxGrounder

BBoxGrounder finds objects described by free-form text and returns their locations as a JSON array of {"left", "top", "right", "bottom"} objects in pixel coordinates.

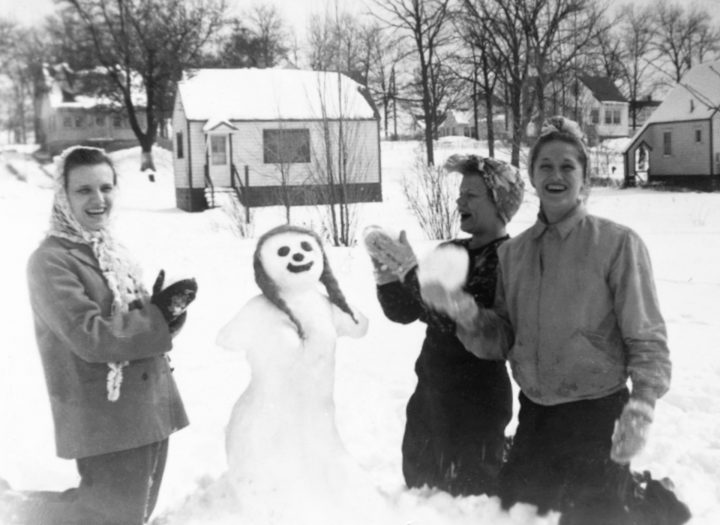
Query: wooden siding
[{"left": 645, "top": 120, "right": 712, "bottom": 177}]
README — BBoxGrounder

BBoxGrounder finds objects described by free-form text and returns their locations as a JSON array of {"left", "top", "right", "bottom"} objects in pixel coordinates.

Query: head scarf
[
  {"left": 443, "top": 154, "right": 525, "bottom": 224},
  {"left": 48, "top": 145, "right": 148, "bottom": 402}
]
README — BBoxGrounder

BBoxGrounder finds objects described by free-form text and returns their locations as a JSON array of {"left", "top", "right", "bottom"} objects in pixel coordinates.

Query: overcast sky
[{"left": 2, "top": 0, "right": 720, "bottom": 41}]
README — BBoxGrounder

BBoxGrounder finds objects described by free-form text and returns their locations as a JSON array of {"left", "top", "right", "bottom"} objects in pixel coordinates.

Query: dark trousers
[
  {"left": 499, "top": 389, "right": 632, "bottom": 524},
  {"left": 402, "top": 368, "right": 512, "bottom": 497},
  {"left": 18, "top": 439, "right": 168, "bottom": 525}
]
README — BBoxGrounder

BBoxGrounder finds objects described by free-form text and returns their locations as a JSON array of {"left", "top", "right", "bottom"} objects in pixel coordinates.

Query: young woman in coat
[
  {"left": 8, "top": 146, "right": 197, "bottom": 525},
  {"left": 364, "top": 155, "right": 524, "bottom": 496}
]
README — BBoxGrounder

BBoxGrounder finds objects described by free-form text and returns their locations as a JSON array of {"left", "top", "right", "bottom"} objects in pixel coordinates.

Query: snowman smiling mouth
[{"left": 287, "top": 261, "right": 314, "bottom": 273}]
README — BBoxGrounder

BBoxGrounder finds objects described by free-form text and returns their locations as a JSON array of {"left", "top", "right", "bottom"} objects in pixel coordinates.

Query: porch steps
[{"left": 204, "top": 186, "right": 237, "bottom": 209}]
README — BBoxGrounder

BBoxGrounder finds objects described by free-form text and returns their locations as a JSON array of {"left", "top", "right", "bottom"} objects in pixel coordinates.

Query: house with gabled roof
[
  {"left": 578, "top": 76, "right": 629, "bottom": 139},
  {"left": 172, "top": 68, "right": 381, "bottom": 212},
  {"left": 623, "top": 59, "right": 720, "bottom": 187},
  {"left": 37, "top": 64, "right": 145, "bottom": 155}
]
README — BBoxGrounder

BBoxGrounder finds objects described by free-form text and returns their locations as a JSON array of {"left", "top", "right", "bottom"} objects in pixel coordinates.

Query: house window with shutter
[
  {"left": 663, "top": 131, "right": 672, "bottom": 156},
  {"left": 590, "top": 109, "right": 599, "bottom": 124},
  {"left": 263, "top": 129, "right": 311, "bottom": 164},
  {"left": 176, "top": 132, "right": 184, "bottom": 159}
]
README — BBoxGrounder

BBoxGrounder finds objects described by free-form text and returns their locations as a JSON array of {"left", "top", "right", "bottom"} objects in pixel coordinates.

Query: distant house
[
  {"left": 629, "top": 96, "right": 662, "bottom": 133},
  {"left": 172, "top": 68, "right": 381, "bottom": 212},
  {"left": 37, "top": 64, "right": 144, "bottom": 155},
  {"left": 623, "top": 59, "right": 720, "bottom": 187},
  {"left": 577, "top": 76, "right": 629, "bottom": 139},
  {"left": 438, "top": 109, "right": 475, "bottom": 138}
]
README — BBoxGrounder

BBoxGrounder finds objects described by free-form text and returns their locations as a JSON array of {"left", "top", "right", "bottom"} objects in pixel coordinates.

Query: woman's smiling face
[
  {"left": 66, "top": 163, "right": 116, "bottom": 231},
  {"left": 531, "top": 140, "right": 585, "bottom": 223}
]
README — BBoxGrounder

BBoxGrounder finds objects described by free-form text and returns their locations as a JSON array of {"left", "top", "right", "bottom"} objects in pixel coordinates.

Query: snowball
[{"left": 417, "top": 244, "right": 469, "bottom": 292}]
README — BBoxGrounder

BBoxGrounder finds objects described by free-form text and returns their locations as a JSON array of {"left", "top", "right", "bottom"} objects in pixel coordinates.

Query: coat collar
[
  {"left": 48, "top": 235, "right": 100, "bottom": 269},
  {"left": 530, "top": 202, "right": 587, "bottom": 240}
]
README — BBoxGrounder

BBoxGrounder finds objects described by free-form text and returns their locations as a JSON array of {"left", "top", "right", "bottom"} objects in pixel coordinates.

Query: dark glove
[
  {"left": 151, "top": 270, "right": 198, "bottom": 322},
  {"left": 168, "top": 310, "right": 187, "bottom": 337}
]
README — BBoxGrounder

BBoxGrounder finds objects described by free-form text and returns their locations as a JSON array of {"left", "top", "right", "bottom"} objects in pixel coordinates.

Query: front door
[{"left": 208, "top": 134, "right": 231, "bottom": 186}]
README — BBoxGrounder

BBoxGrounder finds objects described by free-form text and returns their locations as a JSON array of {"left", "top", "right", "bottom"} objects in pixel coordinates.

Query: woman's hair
[
  {"left": 528, "top": 116, "right": 590, "bottom": 184},
  {"left": 252, "top": 224, "right": 357, "bottom": 339},
  {"left": 60, "top": 146, "right": 117, "bottom": 188}
]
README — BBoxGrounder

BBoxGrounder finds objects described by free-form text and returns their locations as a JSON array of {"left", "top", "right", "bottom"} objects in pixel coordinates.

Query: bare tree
[
  {"left": 616, "top": 3, "right": 656, "bottom": 130},
  {"left": 247, "top": 3, "right": 290, "bottom": 68},
  {"left": 60, "top": 0, "right": 225, "bottom": 171},
  {"left": 371, "top": 0, "right": 453, "bottom": 166},
  {"left": 652, "top": 0, "right": 706, "bottom": 83}
]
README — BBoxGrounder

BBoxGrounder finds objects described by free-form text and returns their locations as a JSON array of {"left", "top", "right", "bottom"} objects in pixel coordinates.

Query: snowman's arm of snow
[
  {"left": 331, "top": 302, "right": 368, "bottom": 338},
  {"left": 215, "top": 296, "right": 264, "bottom": 353}
]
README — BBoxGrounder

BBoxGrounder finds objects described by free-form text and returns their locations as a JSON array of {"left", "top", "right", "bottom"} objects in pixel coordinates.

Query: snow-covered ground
[{"left": 0, "top": 139, "right": 718, "bottom": 524}]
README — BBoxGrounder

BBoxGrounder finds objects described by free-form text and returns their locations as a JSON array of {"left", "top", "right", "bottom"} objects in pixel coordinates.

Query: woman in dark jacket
[
  {"left": 10, "top": 146, "right": 197, "bottom": 525},
  {"left": 365, "top": 155, "right": 524, "bottom": 496}
]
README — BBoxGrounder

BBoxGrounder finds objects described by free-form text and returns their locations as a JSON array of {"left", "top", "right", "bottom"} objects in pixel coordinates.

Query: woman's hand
[
  {"left": 611, "top": 399, "right": 654, "bottom": 464},
  {"left": 151, "top": 270, "right": 198, "bottom": 323}
]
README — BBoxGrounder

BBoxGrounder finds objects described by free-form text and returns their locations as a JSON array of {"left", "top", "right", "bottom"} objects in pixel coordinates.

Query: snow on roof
[
  {"left": 643, "top": 59, "right": 720, "bottom": 124},
  {"left": 177, "top": 68, "right": 377, "bottom": 121}
]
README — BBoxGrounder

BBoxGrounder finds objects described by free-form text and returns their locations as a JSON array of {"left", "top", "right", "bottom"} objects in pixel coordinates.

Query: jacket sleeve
[
  {"left": 375, "top": 268, "right": 424, "bottom": 324},
  {"left": 27, "top": 247, "right": 172, "bottom": 364},
  {"left": 609, "top": 231, "right": 671, "bottom": 405},
  {"left": 456, "top": 265, "right": 514, "bottom": 360}
]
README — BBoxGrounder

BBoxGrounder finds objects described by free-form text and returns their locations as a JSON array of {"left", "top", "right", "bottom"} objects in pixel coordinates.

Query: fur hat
[{"left": 443, "top": 154, "right": 525, "bottom": 224}]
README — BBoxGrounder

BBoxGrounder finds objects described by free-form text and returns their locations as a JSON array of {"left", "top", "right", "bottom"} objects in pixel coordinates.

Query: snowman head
[
  {"left": 253, "top": 225, "right": 357, "bottom": 338},
  {"left": 258, "top": 228, "right": 324, "bottom": 292}
]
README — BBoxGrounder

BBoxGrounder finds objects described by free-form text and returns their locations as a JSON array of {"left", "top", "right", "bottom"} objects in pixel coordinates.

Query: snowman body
[{"left": 216, "top": 229, "right": 381, "bottom": 524}]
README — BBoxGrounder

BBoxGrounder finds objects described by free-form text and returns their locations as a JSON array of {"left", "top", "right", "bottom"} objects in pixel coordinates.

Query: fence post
[{"left": 244, "top": 165, "right": 250, "bottom": 224}]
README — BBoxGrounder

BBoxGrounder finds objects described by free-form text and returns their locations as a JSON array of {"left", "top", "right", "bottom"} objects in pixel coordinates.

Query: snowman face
[{"left": 260, "top": 231, "right": 324, "bottom": 292}]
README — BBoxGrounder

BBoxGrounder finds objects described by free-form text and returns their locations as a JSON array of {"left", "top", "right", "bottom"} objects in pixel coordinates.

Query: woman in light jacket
[{"left": 13, "top": 146, "right": 196, "bottom": 525}]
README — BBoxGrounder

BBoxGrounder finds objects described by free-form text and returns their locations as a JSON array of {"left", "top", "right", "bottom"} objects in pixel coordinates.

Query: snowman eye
[
  {"left": 300, "top": 241, "right": 313, "bottom": 252},
  {"left": 277, "top": 246, "right": 290, "bottom": 257}
]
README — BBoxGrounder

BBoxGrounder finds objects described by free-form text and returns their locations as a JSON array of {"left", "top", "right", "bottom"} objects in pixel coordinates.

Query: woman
[
  {"left": 432, "top": 117, "right": 679, "bottom": 524},
  {"left": 14, "top": 146, "right": 197, "bottom": 525},
  {"left": 364, "top": 155, "right": 524, "bottom": 496}
]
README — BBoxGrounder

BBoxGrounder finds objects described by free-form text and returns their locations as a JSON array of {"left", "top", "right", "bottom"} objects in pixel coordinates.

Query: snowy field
[{"left": 0, "top": 139, "right": 718, "bottom": 524}]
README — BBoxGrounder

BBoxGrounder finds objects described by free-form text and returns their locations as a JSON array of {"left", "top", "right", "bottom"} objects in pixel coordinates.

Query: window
[
  {"left": 263, "top": 129, "right": 310, "bottom": 164},
  {"left": 604, "top": 110, "right": 612, "bottom": 125},
  {"left": 590, "top": 109, "right": 599, "bottom": 124},
  {"left": 63, "top": 116, "right": 72, "bottom": 128},
  {"left": 176, "top": 131, "right": 184, "bottom": 159},
  {"left": 613, "top": 109, "right": 621, "bottom": 124},
  {"left": 695, "top": 129, "right": 702, "bottom": 143},
  {"left": 113, "top": 116, "right": 122, "bottom": 128},
  {"left": 663, "top": 131, "right": 672, "bottom": 156},
  {"left": 75, "top": 115, "right": 84, "bottom": 127},
  {"left": 96, "top": 115, "right": 105, "bottom": 127},
  {"left": 210, "top": 135, "right": 227, "bottom": 165}
]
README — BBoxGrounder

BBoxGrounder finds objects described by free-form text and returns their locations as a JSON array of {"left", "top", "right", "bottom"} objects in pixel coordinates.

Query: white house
[
  {"left": 172, "top": 68, "right": 381, "bottom": 212},
  {"left": 38, "top": 64, "right": 146, "bottom": 155},
  {"left": 623, "top": 59, "right": 720, "bottom": 188},
  {"left": 578, "top": 76, "right": 629, "bottom": 139}
]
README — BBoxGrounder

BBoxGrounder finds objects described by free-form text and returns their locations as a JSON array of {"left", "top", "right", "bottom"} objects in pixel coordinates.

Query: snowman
[{"left": 216, "top": 225, "right": 392, "bottom": 525}]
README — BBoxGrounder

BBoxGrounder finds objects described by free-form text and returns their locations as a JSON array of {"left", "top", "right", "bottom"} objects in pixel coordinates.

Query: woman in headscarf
[{"left": 10, "top": 146, "right": 197, "bottom": 525}]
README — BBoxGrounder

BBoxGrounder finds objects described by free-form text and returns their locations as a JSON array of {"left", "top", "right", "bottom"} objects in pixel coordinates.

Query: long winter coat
[{"left": 27, "top": 236, "right": 188, "bottom": 459}]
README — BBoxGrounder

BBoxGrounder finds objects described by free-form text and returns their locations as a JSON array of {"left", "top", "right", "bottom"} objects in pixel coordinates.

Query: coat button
[{"left": 142, "top": 372, "right": 148, "bottom": 381}]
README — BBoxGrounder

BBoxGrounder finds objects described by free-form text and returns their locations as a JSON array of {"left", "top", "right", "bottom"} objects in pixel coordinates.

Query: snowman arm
[
  {"left": 215, "top": 297, "right": 262, "bottom": 352},
  {"left": 375, "top": 269, "right": 424, "bottom": 324},
  {"left": 331, "top": 302, "right": 369, "bottom": 338}
]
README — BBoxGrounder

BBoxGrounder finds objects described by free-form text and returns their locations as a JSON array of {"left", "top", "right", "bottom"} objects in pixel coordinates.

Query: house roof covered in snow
[
  {"left": 579, "top": 76, "right": 627, "bottom": 103},
  {"left": 177, "top": 68, "right": 377, "bottom": 122},
  {"left": 641, "top": 59, "right": 720, "bottom": 124},
  {"left": 45, "top": 64, "right": 146, "bottom": 110}
]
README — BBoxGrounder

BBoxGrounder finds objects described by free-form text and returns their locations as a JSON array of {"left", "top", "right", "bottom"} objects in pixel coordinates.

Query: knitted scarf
[{"left": 48, "top": 147, "right": 148, "bottom": 402}]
